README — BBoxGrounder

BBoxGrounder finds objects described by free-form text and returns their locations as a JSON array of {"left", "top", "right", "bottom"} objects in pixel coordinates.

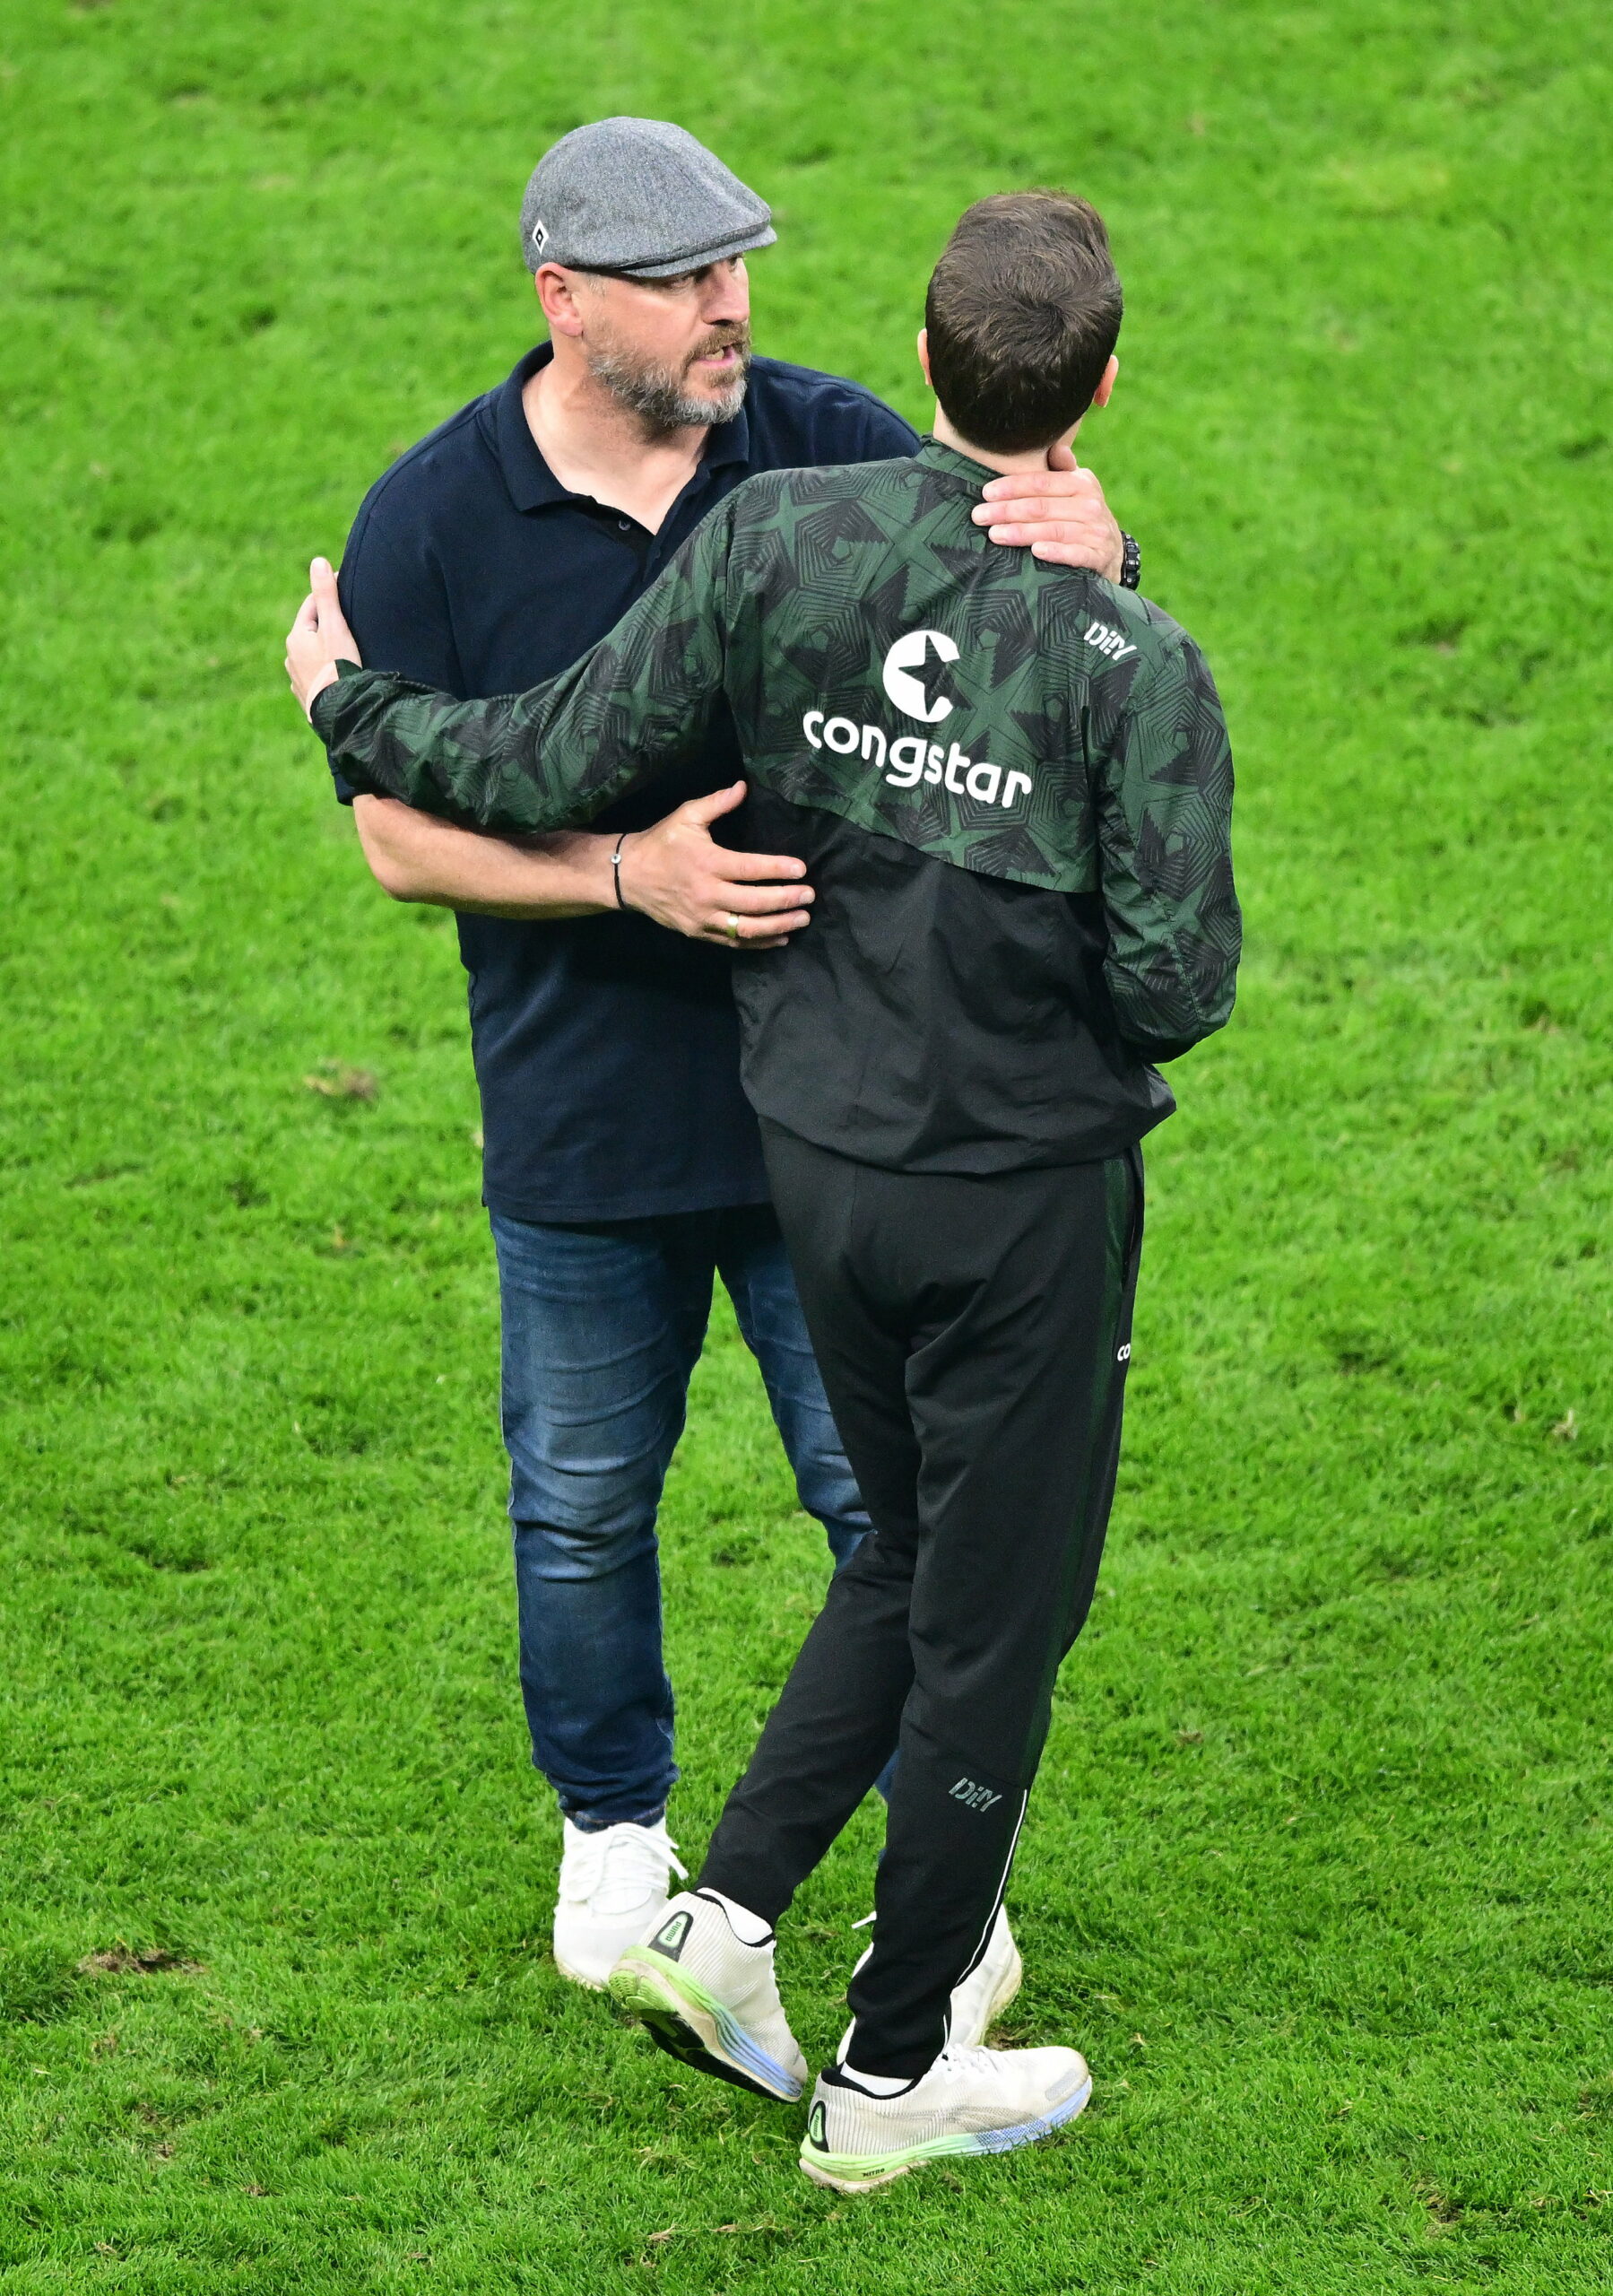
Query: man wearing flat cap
[{"left": 323, "top": 117, "right": 1137, "bottom": 1994}]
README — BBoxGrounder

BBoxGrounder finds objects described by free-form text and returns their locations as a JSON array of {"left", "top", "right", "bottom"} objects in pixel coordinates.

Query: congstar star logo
[
  {"left": 802, "top": 625, "right": 1033, "bottom": 811},
  {"left": 881, "top": 629, "right": 959, "bottom": 724}
]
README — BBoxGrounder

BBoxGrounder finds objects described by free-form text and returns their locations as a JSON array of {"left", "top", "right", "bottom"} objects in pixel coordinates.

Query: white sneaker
[
  {"left": 608, "top": 1890, "right": 809, "bottom": 2101},
  {"left": 801, "top": 2039, "right": 1091, "bottom": 2194},
  {"left": 551, "top": 1817, "right": 687, "bottom": 1991},
  {"left": 948, "top": 1908, "right": 1024, "bottom": 2048},
  {"left": 839, "top": 1907, "right": 1023, "bottom": 2057}
]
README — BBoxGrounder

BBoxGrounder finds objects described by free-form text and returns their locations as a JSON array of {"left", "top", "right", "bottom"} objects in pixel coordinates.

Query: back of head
[{"left": 924, "top": 192, "right": 1123, "bottom": 457}]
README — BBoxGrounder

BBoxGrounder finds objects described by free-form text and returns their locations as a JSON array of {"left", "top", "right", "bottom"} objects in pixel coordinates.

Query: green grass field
[{"left": 3, "top": 0, "right": 1612, "bottom": 2286}]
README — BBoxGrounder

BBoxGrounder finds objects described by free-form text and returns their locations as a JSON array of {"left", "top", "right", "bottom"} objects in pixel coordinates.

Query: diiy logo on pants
[{"left": 949, "top": 1777, "right": 1002, "bottom": 1813}]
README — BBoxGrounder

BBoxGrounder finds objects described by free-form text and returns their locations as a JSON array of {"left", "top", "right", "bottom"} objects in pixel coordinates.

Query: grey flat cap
[{"left": 520, "top": 117, "right": 776, "bottom": 278}]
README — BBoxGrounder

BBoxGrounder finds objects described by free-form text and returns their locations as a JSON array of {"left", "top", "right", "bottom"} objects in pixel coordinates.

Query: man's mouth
[{"left": 687, "top": 330, "right": 750, "bottom": 378}]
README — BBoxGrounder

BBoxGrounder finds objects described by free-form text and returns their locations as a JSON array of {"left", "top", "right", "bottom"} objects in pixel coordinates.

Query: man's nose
[{"left": 699, "top": 262, "right": 750, "bottom": 325}]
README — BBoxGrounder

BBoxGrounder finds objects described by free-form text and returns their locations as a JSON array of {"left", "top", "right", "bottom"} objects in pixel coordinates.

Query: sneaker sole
[
  {"left": 799, "top": 2069, "right": 1092, "bottom": 2195},
  {"left": 551, "top": 1952, "right": 609, "bottom": 1993},
  {"left": 609, "top": 1949, "right": 804, "bottom": 2103}
]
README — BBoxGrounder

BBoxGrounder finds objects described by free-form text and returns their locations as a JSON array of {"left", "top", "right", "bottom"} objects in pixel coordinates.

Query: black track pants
[{"left": 698, "top": 1129, "right": 1142, "bottom": 2077}]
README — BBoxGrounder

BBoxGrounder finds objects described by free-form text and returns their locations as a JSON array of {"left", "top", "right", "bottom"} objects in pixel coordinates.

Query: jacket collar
[{"left": 913, "top": 435, "right": 1019, "bottom": 489}]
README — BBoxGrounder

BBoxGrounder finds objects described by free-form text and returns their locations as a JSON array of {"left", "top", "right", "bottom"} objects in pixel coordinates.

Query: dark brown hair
[{"left": 924, "top": 192, "right": 1123, "bottom": 456}]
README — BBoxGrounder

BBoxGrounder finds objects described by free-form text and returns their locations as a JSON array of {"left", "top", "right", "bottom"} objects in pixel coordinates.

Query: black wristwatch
[{"left": 1118, "top": 531, "right": 1141, "bottom": 590}]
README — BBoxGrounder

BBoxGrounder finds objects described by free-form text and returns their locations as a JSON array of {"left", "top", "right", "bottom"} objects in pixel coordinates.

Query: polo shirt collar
[
  {"left": 492, "top": 342, "right": 753, "bottom": 513},
  {"left": 703, "top": 394, "right": 750, "bottom": 471},
  {"left": 494, "top": 344, "right": 571, "bottom": 512}
]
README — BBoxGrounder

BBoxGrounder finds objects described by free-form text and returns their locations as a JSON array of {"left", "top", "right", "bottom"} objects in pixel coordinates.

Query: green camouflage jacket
[{"left": 314, "top": 439, "right": 1239, "bottom": 1169}]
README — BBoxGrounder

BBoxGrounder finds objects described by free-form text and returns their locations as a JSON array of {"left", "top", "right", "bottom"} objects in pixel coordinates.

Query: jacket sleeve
[
  {"left": 1089, "top": 629, "right": 1240, "bottom": 1061},
  {"left": 308, "top": 500, "right": 736, "bottom": 835}
]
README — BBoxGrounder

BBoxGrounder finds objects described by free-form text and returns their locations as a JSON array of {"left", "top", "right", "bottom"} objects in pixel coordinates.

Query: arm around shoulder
[{"left": 311, "top": 504, "right": 736, "bottom": 837}]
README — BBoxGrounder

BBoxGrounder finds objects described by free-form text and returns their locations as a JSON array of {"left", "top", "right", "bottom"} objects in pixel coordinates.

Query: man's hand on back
[
  {"left": 970, "top": 444, "right": 1124, "bottom": 581},
  {"left": 616, "top": 780, "right": 812, "bottom": 950},
  {"left": 352, "top": 782, "right": 813, "bottom": 941},
  {"left": 285, "top": 557, "right": 359, "bottom": 716}
]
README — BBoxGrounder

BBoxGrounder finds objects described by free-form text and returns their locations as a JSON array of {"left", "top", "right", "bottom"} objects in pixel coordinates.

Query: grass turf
[{"left": 2, "top": 0, "right": 1611, "bottom": 2286}]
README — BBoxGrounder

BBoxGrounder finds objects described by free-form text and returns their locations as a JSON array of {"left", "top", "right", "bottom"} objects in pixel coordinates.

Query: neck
[
  {"left": 931, "top": 404, "right": 1074, "bottom": 475},
  {"left": 525, "top": 343, "right": 708, "bottom": 497}
]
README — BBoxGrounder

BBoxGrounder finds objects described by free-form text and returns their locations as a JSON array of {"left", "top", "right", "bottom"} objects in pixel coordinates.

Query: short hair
[{"left": 924, "top": 192, "right": 1123, "bottom": 456}]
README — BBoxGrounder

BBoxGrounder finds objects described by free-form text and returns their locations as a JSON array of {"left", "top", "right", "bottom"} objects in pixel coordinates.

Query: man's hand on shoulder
[
  {"left": 970, "top": 444, "right": 1124, "bottom": 582},
  {"left": 285, "top": 557, "right": 360, "bottom": 717}
]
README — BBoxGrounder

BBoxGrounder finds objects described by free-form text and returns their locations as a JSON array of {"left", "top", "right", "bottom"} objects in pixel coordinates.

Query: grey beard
[{"left": 588, "top": 344, "right": 751, "bottom": 433}]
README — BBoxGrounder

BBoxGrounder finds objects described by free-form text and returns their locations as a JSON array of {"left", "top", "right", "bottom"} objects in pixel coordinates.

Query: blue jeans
[{"left": 490, "top": 1203, "right": 872, "bottom": 1831}]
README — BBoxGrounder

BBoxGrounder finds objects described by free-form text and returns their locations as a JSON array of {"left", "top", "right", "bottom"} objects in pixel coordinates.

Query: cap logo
[{"left": 530, "top": 218, "right": 549, "bottom": 254}]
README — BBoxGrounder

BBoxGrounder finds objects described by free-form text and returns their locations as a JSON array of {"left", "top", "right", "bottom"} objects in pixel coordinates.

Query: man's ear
[
  {"left": 916, "top": 326, "right": 932, "bottom": 388},
  {"left": 1091, "top": 353, "right": 1119, "bottom": 411},
  {"left": 535, "top": 264, "right": 587, "bottom": 339}
]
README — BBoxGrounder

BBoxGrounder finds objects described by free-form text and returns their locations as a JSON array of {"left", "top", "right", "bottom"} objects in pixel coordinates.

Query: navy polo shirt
[{"left": 335, "top": 343, "right": 918, "bottom": 1223}]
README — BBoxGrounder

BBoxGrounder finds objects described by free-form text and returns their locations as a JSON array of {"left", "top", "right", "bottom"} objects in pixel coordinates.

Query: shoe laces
[
  {"left": 931, "top": 2042, "right": 1001, "bottom": 2096},
  {"left": 588, "top": 1825, "right": 688, "bottom": 1918}
]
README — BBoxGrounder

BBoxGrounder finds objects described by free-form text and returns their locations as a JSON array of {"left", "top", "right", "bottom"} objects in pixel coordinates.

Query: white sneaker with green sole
[
  {"left": 839, "top": 1906, "right": 1023, "bottom": 2058},
  {"left": 800, "top": 2040, "right": 1091, "bottom": 2194},
  {"left": 948, "top": 1909, "right": 1024, "bottom": 2047},
  {"left": 608, "top": 1891, "right": 808, "bottom": 2102}
]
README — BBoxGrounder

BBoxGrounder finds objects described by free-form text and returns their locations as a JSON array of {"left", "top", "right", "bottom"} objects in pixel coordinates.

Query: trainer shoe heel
[{"left": 609, "top": 1891, "right": 808, "bottom": 2103}]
